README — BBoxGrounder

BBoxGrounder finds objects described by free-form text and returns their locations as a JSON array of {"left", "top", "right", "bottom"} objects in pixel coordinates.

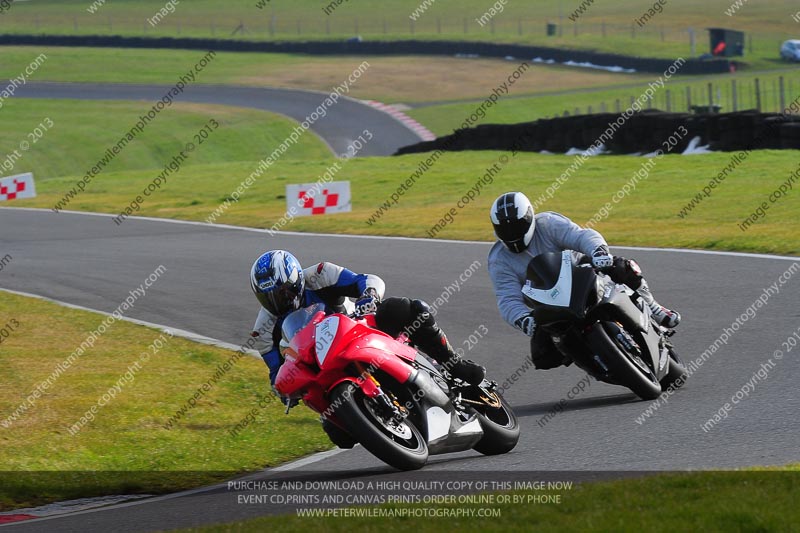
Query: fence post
[
  {"left": 326, "top": 18, "right": 330, "bottom": 34},
  {"left": 410, "top": 19, "right": 415, "bottom": 34},
  {"left": 686, "top": 86, "right": 692, "bottom": 111},
  {"left": 296, "top": 19, "right": 301, "bottom": 35},
  {"left": 602, "top": 21, "right": 606, "bottom": 37},
  {"left": 437, "top": 17, "right": 441, "bottom": 34},
  {"left": 666, "top": 89, "right": 672, "bottom": 112},
  {"left": 491, "top": 18, "right": 495, "bottom": 34},
  {"left": 355, "top": 17, "right": 359, "bottom": 34},
  {"left": 383, "top": 18, "right": 387, "bottom": 34},
  {"left": 772, "top": 79, "right": 778, "bottom": 113},
  {"left": 615, "top": 99, "right": 621, "bottom": 113},
  {"left": 463, "top": 17, "right": 468, "bottom": 34},
  {"left": 732, "top": 79, "right": 738, "bottom": 112},
  {"left": 269, "top": 15, "right": 275, "bottom": 36},
  {"left": 707, "top": 83, "right": 714, "bottom": 113},
  {"left": 779, "top": 76, "right": 786, "bottom": 112},
  {"left": 755, "top": 78, "right": 761, "bottom": 111},
  {"left": 518, "top": 19, "right": 523, "bottom": 36},
  {"left": 600, "top": 102, "right": 607, "bottom": 113}
]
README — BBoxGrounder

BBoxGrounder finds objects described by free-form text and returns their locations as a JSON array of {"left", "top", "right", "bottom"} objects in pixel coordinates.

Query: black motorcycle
[{"left": 523, "top": 251, "right": 687, "bottom": 400}]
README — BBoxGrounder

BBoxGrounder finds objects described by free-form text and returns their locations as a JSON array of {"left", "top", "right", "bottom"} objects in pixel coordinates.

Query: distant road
[{"left": 16, "top": 82, "right": 424, "bottom": 157}]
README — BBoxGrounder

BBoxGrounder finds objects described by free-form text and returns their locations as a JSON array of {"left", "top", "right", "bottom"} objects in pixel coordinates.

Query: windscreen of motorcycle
[
  {"left": 522, "top": 251, "right": 573, "bottom": 307},
  {"left": 280, "top": 303, "right": 327, "bottom": 356}
]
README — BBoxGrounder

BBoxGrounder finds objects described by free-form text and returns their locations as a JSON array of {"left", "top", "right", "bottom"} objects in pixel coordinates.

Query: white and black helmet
[{"left": 490, "top": 192, "right": 535, "bottom": 253}]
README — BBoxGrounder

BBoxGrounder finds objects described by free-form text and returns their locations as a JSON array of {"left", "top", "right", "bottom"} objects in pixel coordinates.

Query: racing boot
[{"left": 636, "top": 280, "right": 681, "bottom": 328}]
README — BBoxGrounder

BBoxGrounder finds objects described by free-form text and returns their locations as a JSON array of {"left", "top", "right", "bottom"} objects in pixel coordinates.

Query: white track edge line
[
  {"left": 3, "top": 207, "right": 798, "bottom": 261},
  {"left": 0, "top": 448, "right": 348, "bottom": 526},
  {"left": 0, "top": 287, "right": 260, "bottom": 358}
]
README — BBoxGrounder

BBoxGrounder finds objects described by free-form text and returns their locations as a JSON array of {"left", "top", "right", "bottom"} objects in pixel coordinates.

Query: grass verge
[
  {"left": 0, "top": 46, "right": 655, "bottom": 104},
  {"left": 0, "top": 291, "right": 331, "bottom": 511},
  {"left": 0, "top": 98, "right": 330, "bottom": 182},
  {"left": 12, "top": 146, "right": 800, "bottom": 256},
  {"left": 177, "top": 469, "right": 800, "bottom": 532}
]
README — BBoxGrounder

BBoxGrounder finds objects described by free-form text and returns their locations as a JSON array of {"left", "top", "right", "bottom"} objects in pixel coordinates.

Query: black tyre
[
  {"left": 471, "top": 391, "right": 520, "bottom": 456},
  {"left": 328, "top": 383, "right": 428, "bottom": 471},
  {"left": 588, "top": 322, "right": 662, "bottom": 401},
  {"left": 660, "top": 347, "right": 688, "bottom": 390}
]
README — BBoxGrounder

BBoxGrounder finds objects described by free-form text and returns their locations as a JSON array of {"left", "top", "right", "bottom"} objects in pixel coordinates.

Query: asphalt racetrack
[
  {"left": 1, "top": 207, "right": 798, "bottom": 531},
  {"left": 17, "top": 82, "right": 423, "bottom": 157}
]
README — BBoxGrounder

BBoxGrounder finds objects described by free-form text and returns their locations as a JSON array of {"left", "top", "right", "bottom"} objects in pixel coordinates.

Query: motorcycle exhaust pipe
[{"left": 407, "top": 369, "right": 452, "bottom": 409}]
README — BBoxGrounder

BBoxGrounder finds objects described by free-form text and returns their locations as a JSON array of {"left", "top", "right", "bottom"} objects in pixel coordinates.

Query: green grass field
[
  {"left": 0, "top": 291, "right": 331, "bottom": 510},
  {"left": 3, "top": 44, "right": 797, "bottom": 134},
  {"left": 6, "top": 99, "right": 799, "bottom": 255},
  {"left": 1, "top": 0, "right": 797, "bottom": 67},
  {"left": 0, "top": 98, "right": 330, "bottom": 180},
  {"left": 1, "top": 3, "right": 798, "bottom": 522},
  {"left": 178, "top": 469, "right": 800, "bottom": 532},
  {"left": 0, "top": 45, "right": 658, "bottom": 104}
]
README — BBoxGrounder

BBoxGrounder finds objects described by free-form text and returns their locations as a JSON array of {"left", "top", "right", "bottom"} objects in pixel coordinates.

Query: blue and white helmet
[{"left": 250, "top": 250, "right": 305, "bottom": 316}]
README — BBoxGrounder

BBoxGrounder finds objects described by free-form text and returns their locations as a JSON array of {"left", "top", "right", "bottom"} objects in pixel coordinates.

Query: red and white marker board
[
  {"left": 286, "top": 181, "right": 351, "bottom": 216},
  {"left": 0, "top": 173, "right": 36, "bottom": 202}
]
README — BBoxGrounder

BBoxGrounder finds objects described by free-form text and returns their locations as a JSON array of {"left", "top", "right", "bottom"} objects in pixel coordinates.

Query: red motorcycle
[{"left": 274, "top": 303, "right": 519, "bottom": 471}]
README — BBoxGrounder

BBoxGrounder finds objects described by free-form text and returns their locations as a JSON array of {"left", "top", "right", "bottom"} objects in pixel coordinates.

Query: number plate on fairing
[{"left": 315, "top": 316, "right": 339, "bottom": 365}]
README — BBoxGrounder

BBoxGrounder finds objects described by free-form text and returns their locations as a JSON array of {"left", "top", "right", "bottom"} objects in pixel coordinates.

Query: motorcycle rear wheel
[
  {"left": 329, "top": 382, "right": 428, "bottom": 471},
  {"left": 469, "top": 390, "right": 520, "bottom": 456}
]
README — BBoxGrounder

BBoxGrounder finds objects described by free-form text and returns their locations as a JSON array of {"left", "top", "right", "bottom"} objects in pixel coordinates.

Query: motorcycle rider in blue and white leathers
[
  {"left": 487, "top": 192, "right": 681, "bottom": 370},
  {"left": 249, "top": 250, "right": 486, "bottom": 385}
]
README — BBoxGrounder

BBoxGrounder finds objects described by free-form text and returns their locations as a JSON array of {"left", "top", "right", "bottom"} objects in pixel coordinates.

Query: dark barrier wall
[
  {"left": 395, "top": 110, "right": 800, "bottom": 155},
  {"left": 0, "top": 34, "right": 731, "bottom": 75}
]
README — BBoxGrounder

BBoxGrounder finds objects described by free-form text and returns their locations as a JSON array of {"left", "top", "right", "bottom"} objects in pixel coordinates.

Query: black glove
[{"left": 591, "top": 245, "right": 613, "bottom": 270}]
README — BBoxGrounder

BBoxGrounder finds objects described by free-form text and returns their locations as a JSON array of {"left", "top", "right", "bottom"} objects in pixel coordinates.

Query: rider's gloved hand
[
  {"left": 591, "top": 245, "right": 613, "bottom": 270},
  {"left": 514, "top": 313, "right": 537, "bottom": 337},
  {"left": 354, "top": 287, "right": 380, "bottom": 315}
]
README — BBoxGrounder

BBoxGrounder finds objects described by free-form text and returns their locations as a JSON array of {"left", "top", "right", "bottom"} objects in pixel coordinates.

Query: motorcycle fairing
[{"left": 523, "top": 251, "right": 597, "bottom": 322}]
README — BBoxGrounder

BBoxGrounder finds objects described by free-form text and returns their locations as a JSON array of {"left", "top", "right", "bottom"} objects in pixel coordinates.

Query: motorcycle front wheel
[
  {"left": 587, "top": 322, "right": 662, "bottom": 400},
  {"left": 329, "top": 382, "right": 428, "bottom": 471}
]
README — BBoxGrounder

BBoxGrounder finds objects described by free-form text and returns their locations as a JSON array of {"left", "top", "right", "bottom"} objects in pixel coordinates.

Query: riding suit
[
  {"left": 251, "top": 262, "right": 484, "bottom": 386},
  {"left": 488, "top": 211, "right": 679, "bottom": 370}
]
